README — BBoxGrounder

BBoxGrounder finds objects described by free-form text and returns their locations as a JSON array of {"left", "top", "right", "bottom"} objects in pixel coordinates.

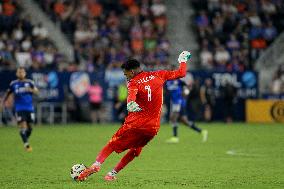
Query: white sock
[
  {"left": 24, "top": 142, "right": 30, "bottom": 148},
  {"left": 93, "top": 161, "right": 101, "bottom": 167}
]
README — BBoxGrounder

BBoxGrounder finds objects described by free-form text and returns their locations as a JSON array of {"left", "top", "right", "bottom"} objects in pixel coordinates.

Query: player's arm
[
  {"left": 157, "top": 51, "right": 191, "bottom": 81},
  {"left": 27, "top": 80, "right": 39, "bottom": 95},
  {"left": 181, "top": 80, "right": 190, "bottom": 97},
  {"left": 126, "top": 82, "right": 142, "bottom": 112},
  {"left": 29, "top": 86, "right": 39, "bottom": 95}
]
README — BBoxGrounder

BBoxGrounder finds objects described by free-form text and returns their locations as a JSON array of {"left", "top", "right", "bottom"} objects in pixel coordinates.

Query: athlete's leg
[
  {"left": 180, "top": 116, "right": 201, "bottom": 133},
  {"left": 113, "top": 147, "right": 142, "bottom": 173},
  {"left": 77, "top": 143, "right": 114, "bottom": 181},
  {"left": 170, "top": 112, "right": 179, "bottom": 137},
  {"left": 180, "top": 116, "right": 208, "bottom": 142},
  {"left": 19, "top": 121, "right": 29, "bottom": 144},
  {"left": 18, "top": 119, "right": 32, "bottom": 151},
  {"left": 26, "top": 125, "right": 33, "bottom": 138},
  {"left": 95, "top": 143, "right": 114, "bottom": 165},
  {"left": 166, "top": 112, "right": 179, "bottom": 143},
  {"left": 105, "top": 147, "right": 142, "bottom": 181},
  {"left": 26, "top": 112, "right": 35, "bottom": 139}
]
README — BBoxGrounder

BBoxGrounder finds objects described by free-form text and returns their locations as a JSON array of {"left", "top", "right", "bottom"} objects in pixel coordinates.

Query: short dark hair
[
  {"left": 17, "top": 67, "right": 26, "bottom": 71},
  {"left": 121, "top": 59, "right": 140, "bottom": 70}
]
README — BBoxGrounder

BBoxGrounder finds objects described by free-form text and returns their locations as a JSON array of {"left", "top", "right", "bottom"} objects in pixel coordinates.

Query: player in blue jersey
[
  {"left": 2, "top": 67, "right": 39, "bottom": 152},
  {"left": 166, "top": 78, "right": 208, "bottom": 143}
]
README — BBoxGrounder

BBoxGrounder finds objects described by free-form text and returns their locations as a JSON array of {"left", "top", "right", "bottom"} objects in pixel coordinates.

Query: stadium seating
[
  {"left": 0, "top": 0, "right": 63, "bottom": 71},
  {"left": 37, "top": 0, "right": 170, "bottom": 71},
  {"left": 191, "top": 0, "right": 284, "bottom": 72}
]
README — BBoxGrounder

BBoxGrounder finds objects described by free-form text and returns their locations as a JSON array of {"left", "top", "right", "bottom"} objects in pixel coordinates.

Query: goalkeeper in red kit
[{"left": 77, "top": 51, "right": 191, "bottom": 182}]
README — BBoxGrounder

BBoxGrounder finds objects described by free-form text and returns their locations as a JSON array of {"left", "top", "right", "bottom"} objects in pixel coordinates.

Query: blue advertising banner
[
  {"left": 30, "top": 71, "right": 64, "bottom": 102},
  {"left": 262, "top": 94, "right": 284, "bottom": 99},
  {"left": 190, "top": 71, "right": 258, "bottom": 99},
  {"left": 0, "top": 71, "right": 105, "bottom": 102},
  {"left": 0, "top": 69, "right": 258, "bottom": 121},
  {"left": 188, "top": 71, "right": 258, "bottom": 121}
]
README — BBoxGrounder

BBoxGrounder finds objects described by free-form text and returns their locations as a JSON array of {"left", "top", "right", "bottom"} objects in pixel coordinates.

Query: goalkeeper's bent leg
[{"left": 113, "top": 147, "right": 142, "bottom": 173}]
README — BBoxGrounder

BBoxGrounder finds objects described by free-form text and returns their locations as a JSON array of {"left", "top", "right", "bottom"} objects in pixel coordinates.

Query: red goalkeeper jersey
[{"left": 124, "top": 62, "right": 187, "bottom": 135}]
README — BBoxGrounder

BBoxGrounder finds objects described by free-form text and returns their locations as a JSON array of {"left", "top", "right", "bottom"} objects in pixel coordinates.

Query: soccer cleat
[
  {"left": 24, "top": 144, "right": 32, "bottom": 152},
  {"left": 166, "top": 137, "right": 179, "bottom": 143},
  {"left": 77, "top": 164, "right": 100, "bottom": 181},
  {"left": 104, "top": 172, "right": 117, "bottom": 181},
  {"left": 201, "top": 130, "right": 208, "bottom": 143}
]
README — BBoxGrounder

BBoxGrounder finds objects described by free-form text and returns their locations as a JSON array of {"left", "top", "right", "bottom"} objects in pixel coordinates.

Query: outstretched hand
[{"left": 178, "top": 51, "right": 191, "bottom": 63}]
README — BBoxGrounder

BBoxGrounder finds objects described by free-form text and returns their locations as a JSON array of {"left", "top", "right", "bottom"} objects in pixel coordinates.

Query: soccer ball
[{"left": 70, "top": 164, "right": 86, "bottom": 180}]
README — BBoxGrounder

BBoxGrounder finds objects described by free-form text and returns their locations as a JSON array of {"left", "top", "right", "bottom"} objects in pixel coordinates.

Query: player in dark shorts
[
  {"left": 166, "top": 79, "right": 208, "bottom": 143},
  {"left": 2, "top": 67, "right": 39, "bottom": 152}
]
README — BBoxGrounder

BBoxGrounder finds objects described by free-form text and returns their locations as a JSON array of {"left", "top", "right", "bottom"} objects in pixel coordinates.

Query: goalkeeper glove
[
  {"left": 178, "top": 51, "right": 191, "bottom": 63},
  {"left": 127, "top": 101, "right": 142, "bottom": 112}
]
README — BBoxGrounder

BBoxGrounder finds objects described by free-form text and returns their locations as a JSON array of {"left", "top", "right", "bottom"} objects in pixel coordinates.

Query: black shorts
[
  {"left": 90, "top": 103, "right": 102, "bottom": 110},
  {"left": 16, "top": 111, "right": 35, "bottom": 124}
]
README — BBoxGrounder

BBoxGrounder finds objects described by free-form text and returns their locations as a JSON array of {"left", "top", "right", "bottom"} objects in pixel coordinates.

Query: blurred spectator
[
  {"left": 38, "top": 0, "right": 170, "bottom": 71},
  {"left": 200, "top": 78, "right": 215, "bottom": 122},
  {"left": 0, "top": 1, "right": 63, "bottom": 71},
  {"left": 271, "top": 65, "right": 284, "bottom": 94},
  {"left": 222, "top": 80, "right": 237, "bottom": 123},
  {"left": 263, "top": 21, "right": 278, "bottom": 44},
  {"left": 191, "top": 0, "right": 283, "bottom": 71},
  {"left": 214, "top": 46, "right": 230, "bottom": 71},
  {"left": 114, "top": 82, "right": 128, "bottom": 123},
  {"left": 88, "top": 81, "right": 103, "bottom": 123},
  {"left": 187, "top": 78, "right": 202, "bottom": 120},
  {"left": 200, "top": 46, "right": 214, "bottom": 69}
]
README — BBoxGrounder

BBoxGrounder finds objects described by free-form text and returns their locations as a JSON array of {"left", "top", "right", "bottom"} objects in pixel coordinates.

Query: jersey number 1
[{"left": 145, "top": 85, "right": 151, "bottom": 101}]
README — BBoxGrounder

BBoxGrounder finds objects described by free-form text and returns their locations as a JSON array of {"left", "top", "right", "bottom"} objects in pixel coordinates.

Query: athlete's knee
[
  {"left": 19, "top": 121, "right": 28, "bottom": 128},
  {"left": 131, "top": 147, "right": 142, "bottom": 157},
  {"left": 170, "top": 114, "right": 178, "bottom": 122}
]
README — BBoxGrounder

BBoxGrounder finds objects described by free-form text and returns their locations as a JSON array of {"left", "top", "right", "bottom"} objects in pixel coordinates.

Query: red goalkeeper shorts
[{"left": 108, "top": 125, "right": 156, "bottom": 153}]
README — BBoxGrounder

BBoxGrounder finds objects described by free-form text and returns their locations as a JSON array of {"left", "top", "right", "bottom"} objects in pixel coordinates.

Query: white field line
[{"left": 226, "top": 150, "right": 264, "bottom": 157}]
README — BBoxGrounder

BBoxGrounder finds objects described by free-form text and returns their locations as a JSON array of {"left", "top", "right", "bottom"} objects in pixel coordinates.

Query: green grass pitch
[{"left": 0, "top": 123, "right": 283, "bottom": 189}]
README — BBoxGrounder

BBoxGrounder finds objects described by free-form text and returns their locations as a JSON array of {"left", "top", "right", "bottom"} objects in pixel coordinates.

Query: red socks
[
  {"left": 114, "top": 149, "right": 136, "bottom": 173},
  {"left": 95, "top": 145, "right": 142, "bottom": 174},
  {"left": 96, "top": 143, "right": 113, "bottom": 164}
]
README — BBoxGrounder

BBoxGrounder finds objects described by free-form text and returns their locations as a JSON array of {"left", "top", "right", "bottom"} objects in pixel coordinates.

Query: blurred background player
[
  {"left": 1, "top": 67, "right": 39, "bottom": 152},
  {"left": 77, "top": 51, "right": 191, "bottom": 182},
  {"left": 114, "top": 82, "right": 128, "bottom": 123},
  {"left": 166, "top": 78, "right": 208, "bottom": 143}
]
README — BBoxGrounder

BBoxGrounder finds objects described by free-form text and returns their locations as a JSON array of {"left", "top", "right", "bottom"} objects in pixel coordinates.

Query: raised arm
[{"left": 157, "top": 51, "right": 191, "bottom": 81}]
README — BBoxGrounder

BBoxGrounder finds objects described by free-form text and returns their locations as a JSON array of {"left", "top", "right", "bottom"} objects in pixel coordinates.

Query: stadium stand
[
  {"left": 191, "top": 0, "right": 284, "bottom": 72},
  {"left": 37, "top": 0, "right": 170, "bottom": 71},
  {"left": 0, "top": 0, "right": 64, "bottom": 71}
]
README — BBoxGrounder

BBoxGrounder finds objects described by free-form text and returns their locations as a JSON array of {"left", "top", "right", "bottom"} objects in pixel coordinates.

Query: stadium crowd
[
  {"left": 271, "top": 64, "right": 284, "bottom": 95},
  {"left": 38, "top": 0, "right": 170, "bottom": 71},
  {"left": 191, "top": 0, "right": 284, "bottom": 72},
  {"left": 0, "top": 0, "right": 65, "bottom": 71}
]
